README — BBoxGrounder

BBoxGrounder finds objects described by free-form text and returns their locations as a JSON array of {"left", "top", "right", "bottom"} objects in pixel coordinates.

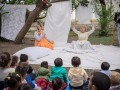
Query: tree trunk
[
  {"left": 14, "top": 0, "right": 48, "bottom": 44},
  {"left": 0, "top": 15, "right": 1, "bottom": 35}
]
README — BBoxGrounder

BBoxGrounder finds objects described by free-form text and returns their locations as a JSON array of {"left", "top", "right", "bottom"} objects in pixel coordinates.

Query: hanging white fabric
[
  {"left": 0, "top": 5, "right": 35, "bottom": 40},
  {"left": 44, "top": 1, "right": 72, "bottom": 46},
  {"left": 75, "top": 3, "right": 93, "bottom": 24}
]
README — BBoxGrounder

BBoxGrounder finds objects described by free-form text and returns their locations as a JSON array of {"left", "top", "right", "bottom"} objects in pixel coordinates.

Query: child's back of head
[
  {"left": 52, "top": 77, "right": 62, "bottom": 90},
  {"left": 54, "top": 58, "right": 63, "bottom": 67},
  {"left": 17, "top": 84, "right": 32, "bottom": 90},
  {"left": 0, "top": 52, "right": 11, "bottom": 68},
  {"left": 101, "top": 62, "right": 110, "bottom": 70},
  {"left": 41, "top": 61, "right": 48, "bottom": 69},
  {"left": 15, "top": 63, "right": 29, "bottom": 78},
  {"left": 71, "top": 56, "right": 81, "bottom": 67},
  {"left": 10, "top": 55, "right": 18, "bottom": 68},
  {"left": 4, "top": 72, "right": 21, "bottom": 90},
  {"left": 20, "top": 54, "right": 28, "bottom": 63}
]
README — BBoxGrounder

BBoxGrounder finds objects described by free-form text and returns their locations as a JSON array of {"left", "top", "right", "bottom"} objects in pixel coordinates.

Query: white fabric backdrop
[
  {"left": 0, "top": 5, "right": 35, "bottom": 40},
  {"left": 75, "top": 3, "right": 93, "bottom": 24},
  {"left": 44, "top": 1, "right": 72, "bottom": 46}
]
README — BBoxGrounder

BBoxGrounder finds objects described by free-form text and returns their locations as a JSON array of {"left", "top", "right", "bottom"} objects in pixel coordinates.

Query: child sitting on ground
[
  {"left": 49, "top": 58, "right": 68, "bottom": 90},
  {"left": 100, "top": 62, "right": 111, "bottom": 76},
  {"left": 16, "top": 63, "right": 40, "bottom": 90},
  {"left": 19, "top": 54, "right": 36, "bottom": 80},
  {"left": 10, "top": 55, "right": 19, "bottom": 70},
  {"left": 0, "top": 52, "right": 13, "bottom": 90},
  {"left": 68, "top": 56, "right": 88, "bottom": 90},
  {"left": 35, "top": 61, "right": 50, "bottom": 90},
  {"left": 51, "top": 77, "right": 62, "bottom": 90},
  {"left": 4, "top": 72, "right": 22, "bottom": 90}
]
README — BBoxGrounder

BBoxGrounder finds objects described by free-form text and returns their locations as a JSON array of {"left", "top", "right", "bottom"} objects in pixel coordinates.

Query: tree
[
  {"left": 92, "top": 0, "right": 114, "bottom": 36},
  {"left": 72, "top": 0, "right": 89, "bottom": 9}
]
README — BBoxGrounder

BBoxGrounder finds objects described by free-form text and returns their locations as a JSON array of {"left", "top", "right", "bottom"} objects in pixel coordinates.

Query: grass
[{"left": 68, "top": 28, "right": 118, "bottom": 45}]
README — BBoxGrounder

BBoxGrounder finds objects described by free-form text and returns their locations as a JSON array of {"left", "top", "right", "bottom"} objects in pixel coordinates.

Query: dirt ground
[{"left": 0, "top": 34, "right": 34, "bottom": 54}]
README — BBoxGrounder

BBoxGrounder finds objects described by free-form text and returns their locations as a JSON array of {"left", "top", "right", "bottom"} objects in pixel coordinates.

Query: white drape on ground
[
  {"left": 75, "top": 4, "right": 93, "bottom": 24},
  {"left": 44, "top": 1, "right": 72, "bottom": 46},
  {"left": 28, "top": 44, "right": 120, "bottom": 70}
]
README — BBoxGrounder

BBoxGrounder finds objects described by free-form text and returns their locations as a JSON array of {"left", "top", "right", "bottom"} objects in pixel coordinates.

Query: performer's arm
[
  {"left": 34, "top": 32, "right": 43, "bottom": 41},
  {"left": 72, "top": 27, "right": 80, "bottom": 34},
  {"left": 87, "top": 24, "right": 95, "bottom": 36},
  {"left": 44, "top": 33, "right": 51, "bottom": 42}
]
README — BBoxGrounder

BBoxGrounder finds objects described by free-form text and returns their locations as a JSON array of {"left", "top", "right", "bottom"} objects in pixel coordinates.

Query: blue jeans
[{"left": 117, "top": 23, "right": 120, "bottom": 46}]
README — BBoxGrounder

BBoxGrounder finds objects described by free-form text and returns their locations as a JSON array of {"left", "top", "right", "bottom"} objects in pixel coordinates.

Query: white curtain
[
  {"left": 44, "top": 1, "right": 72, "bottom": 46},
  {"left": 0, "top": 5, "right": 35, "bottom": 40},
  {"left": 75, "top": 3, "right": 93, "bottom": 24}
]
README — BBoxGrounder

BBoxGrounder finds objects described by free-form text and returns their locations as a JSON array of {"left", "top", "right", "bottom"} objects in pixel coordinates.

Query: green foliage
[
  {"left": 92, "top": 0, "right": 114, "bottom": 36},
  {"left": 0, "top": 0, "right": 38, "bottom": 4},
  {"left": 72, "top": 0, "right": 89, "bottom": 9}
]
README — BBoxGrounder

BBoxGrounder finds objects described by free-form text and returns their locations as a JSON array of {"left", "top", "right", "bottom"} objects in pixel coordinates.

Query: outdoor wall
[{"left": 0, "top": 4, "right": 35, "bottom": 40}]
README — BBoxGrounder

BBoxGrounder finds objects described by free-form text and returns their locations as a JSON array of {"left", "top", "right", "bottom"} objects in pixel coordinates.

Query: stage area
[{"left": 24, "top": 44, "right": 120, "bottom": 70}]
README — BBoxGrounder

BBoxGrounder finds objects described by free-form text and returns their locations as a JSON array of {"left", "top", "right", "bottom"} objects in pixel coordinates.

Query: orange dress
[{"left": 34, "top": 31, "right": 54, "bottom": 49}]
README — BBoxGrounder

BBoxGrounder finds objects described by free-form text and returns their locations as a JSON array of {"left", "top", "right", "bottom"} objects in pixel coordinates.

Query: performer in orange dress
[{"left": 34, "top": 23, "right": 54, "bottom": 49}]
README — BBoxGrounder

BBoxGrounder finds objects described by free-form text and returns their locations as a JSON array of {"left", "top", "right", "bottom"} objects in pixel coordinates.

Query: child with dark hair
[
  {"left": 17, "top": 84, "right": 32, "bottom": 90},
  {"left": 10, "top": 55, "right": 19, "bottom": 72},
  {"left": 41, "top": 61, "right": 49, "bottom": 69},
  {"left": 19, "top": 54, "right": 29, "bottom": 64},
  {"left": 49, "top": 58, "right": 67, "bottom": 90},
  {"left": 68, "top": 56, "right": 88, "bottom": 90},
  {"left": 35, "top": 61, "right": 50, "bottom": 90},
  {"left": 88, "top": 72, "right": 111, "bottom": 90},
  {"left": 15, "top": 63, "right": 38, "bottom": 89},
  {"left": 51, "top": 77, "right": 62, "bottom": 90},
  {"left": 19, "top": 54, "right": 36, "bottom": 83},
  {"left": 0, "top": 52, "right": 13, "bottom": 90},
  {"left": 4, "top": 72, "right": 21, "bottom": 90},
  {"left": 15, "top": 63, "right": 29, "bottom": 84},
  {"left": 100, "top": 62, "right": 111, "bottom": 76}
]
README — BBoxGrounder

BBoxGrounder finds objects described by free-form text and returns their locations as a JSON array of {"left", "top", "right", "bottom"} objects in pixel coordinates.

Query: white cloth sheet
[
  {"left": 29, "top": 44, "right": 120, "bottom": 70},
  {"left": 75, "top": 4, "right": 93, "bottom": 24},
  {"left": 0, "top": 5, "right": 35, "bottom": 40},
  {"left": 44, "top": 1, "right": 72, "bottom": 46}
]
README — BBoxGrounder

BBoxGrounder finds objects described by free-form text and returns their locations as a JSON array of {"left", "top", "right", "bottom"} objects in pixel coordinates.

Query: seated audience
[
  {"left": 36, "top": 61, "right": 50, "bottom": 90},
  {"left": 49, "top": 58, "right": 68, "bottom": 90},
  {"left": 100, "top": 62, "right": 110, "bottom": 76},
  {"left": 4, "top": 72, "right": 22, "bottom": 90},
  {"left": 88, "top": 72, "right": 111, "bottom": 90},
  {"left": 0, "top": 52, "right": 13, "bottom": 90},
  {"left": 68, "top": 56, "right": 88, "bottom": 90},
  {"left": 109, "top": 71, "right": 120, "bottom": 90},
  {"left": 34, "top": 23, "right": 54, "bottom": 49}
]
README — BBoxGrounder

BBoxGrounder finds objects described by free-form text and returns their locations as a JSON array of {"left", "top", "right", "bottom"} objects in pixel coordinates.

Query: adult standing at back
[{"left": 114, "top": 12, "right": 120, "bottom": 46}]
